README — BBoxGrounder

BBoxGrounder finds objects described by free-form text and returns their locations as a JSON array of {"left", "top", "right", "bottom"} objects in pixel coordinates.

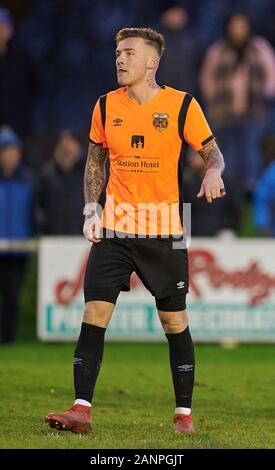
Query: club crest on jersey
[{"left": 152, "top": 113, "right": 169, "bottom": 131}]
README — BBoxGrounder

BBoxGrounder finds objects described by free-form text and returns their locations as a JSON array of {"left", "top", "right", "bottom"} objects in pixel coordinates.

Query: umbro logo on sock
[
  {"left": 177, "top": 364, "right": 194, "bottom": 372},
  {"left": 73, "top": 357, "right": 83, "bottom": 365}
]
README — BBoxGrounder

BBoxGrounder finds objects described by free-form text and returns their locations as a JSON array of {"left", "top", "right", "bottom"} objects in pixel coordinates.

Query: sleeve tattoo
[
  {"left": 84, "top": 142, "right": 108, "bottom": 213},
  {"left": 198, "top": 140, "right": 225, "bottom": 173}
]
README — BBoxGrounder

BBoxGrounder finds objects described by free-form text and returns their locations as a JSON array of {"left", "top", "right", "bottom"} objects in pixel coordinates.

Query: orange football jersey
[{"left": 90, "top": 86, "right": 214, "bottom": 235}]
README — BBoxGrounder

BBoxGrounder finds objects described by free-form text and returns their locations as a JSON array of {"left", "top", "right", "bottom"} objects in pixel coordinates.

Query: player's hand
[
  {"left": 83, "top": 215, "right": 101, "bottom": 243},
  {"left": 197, "top": 169, "right": 226, "bottom": 203}
]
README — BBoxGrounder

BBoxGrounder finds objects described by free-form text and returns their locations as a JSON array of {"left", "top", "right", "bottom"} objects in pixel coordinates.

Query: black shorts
[{"left": 84, "top": 235, "right": 189, "bottom": 312}]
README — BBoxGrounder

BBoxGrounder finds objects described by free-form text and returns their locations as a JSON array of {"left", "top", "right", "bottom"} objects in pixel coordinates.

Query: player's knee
[
  {"left": 83, "top": 301, "right": 114, "bottom": 328},
  {"left": 163, "top": 321, "right": 189, "bottom": 334},
  {"left": 159, "top": 311, "right": 189, "bottom": 334}
]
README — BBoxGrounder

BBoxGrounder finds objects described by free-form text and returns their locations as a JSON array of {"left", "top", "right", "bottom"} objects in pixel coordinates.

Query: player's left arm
[
  {"left": 197, "top": 140, "right": 226, "bottom": 203},
  {"left": 184, "top": 96, "right": 226, "bottom": 203}
]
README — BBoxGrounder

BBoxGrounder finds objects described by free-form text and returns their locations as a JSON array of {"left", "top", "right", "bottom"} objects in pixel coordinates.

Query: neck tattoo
[{"left": 147, "top": 74, "right": 159, "bottom": 90}]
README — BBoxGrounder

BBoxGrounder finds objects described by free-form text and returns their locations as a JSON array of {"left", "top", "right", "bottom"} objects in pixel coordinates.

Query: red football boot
[
  {"left": 173, "top": 413, "right": 196, "bottom": 434},
  {"left": 45, "top": 404, "right": 92, "bottom": 434}
]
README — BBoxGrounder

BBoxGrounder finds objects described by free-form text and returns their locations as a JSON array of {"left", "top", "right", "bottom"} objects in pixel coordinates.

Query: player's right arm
[
  {"left": 83, "top": 143, "right": 108, "bottom": 243},
  {"left": 83, "top": 98, "right": 108, "bottom": 243}
]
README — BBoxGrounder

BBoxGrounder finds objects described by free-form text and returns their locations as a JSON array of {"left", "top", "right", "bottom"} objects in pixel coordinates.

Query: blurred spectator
[
  {"left": 157, "top": 3, "right": 202, "bottom": 96},
  {"left": 35, "top": 130, "right": 86, "bottom": 235},
  {"left": 183, "top": 150, "right": 241, "bottom": 236},
  {"left": 200, "top": 12, "right": 275, "bottom": 194},
  {"left": 253, "top": 134, "right": 275, "bottom": 236},
  {"left": 0, "top": 7, "right": 37, "bottom": 138},
  {"left": 0, "top": 126, "right": 34, "bottom": 344}
]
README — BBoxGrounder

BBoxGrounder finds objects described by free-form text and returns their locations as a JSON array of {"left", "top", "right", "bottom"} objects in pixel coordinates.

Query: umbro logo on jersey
[
  {"left": 113, "top": 118, "right": 123, "bottom": 126},
  {"left": 131, "top": 135, "right": 144, "bottom": 148},
  {"left": 177, "top": 281, "right": 185, "bottom": 289}
]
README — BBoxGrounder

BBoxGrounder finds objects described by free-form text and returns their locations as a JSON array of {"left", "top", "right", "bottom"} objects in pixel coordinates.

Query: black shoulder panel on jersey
[
  {"left": 99, "top": 94, "right": 107, "bottom": 130},
  {"left": 178, "top": 93, "right": 193, "bottom": 141}
]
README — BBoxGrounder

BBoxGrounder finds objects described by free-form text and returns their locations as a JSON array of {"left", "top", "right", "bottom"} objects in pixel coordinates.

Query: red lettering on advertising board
[
  {"left": 188, "top": 249, "right": 275, "bottom": 305},
  {"left": 54, "top": 252, "right": 89, "bottom": 306}
]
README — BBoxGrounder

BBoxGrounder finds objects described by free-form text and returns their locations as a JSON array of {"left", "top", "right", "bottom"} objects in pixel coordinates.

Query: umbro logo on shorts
[{"left": 177, "top": 281, "right": 185, "bottom": 289}]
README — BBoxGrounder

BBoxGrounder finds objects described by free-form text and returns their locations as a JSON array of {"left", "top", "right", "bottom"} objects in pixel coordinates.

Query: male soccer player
[{"left": 45, "top": 28, "right": 225, "bottom": 435}]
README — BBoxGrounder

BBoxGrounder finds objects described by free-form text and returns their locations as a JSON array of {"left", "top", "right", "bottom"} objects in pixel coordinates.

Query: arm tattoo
[
  {"left": 84, "top": 142, "right": 108, "bottom": 210},
  {"left": 198, "top": 140, "right": 225, "bottom": 173}
]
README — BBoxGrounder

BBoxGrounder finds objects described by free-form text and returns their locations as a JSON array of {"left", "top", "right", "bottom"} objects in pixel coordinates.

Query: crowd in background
[{"left": 1, "top": 0, "right": 275, "bottom": 342}]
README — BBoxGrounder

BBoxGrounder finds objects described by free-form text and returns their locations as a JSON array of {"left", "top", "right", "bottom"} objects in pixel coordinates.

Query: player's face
[{"left": 116, "top": 37, "right": 156, "bottom": 86}]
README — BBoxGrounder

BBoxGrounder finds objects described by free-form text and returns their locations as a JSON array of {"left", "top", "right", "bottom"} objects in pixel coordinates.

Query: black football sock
[
  {"left": 165, "top": 327, "right": 195, "bottom": 409},
  {"left": 73, "top": 322, "right": 106, "bottom": 404}
]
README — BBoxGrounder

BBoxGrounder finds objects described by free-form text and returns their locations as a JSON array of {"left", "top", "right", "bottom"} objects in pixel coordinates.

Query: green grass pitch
[{"left": 0, "top": 342, "right": 274, "bottom": 449}]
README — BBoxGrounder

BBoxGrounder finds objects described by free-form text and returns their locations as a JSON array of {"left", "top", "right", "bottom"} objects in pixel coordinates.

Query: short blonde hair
[{"left": 115, "top": 27, "right": 165, "bottom": 57}]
